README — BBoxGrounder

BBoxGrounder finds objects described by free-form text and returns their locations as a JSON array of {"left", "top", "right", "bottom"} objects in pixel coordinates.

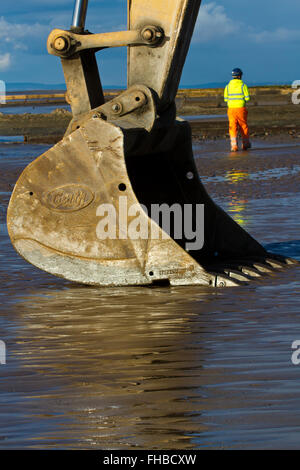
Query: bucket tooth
[
  {"left": 211, "top": 273, "right": 246, "bottom": 288},
  {"left": 265, "top": 258, "right": 287, "bottom": 269},
  {"left": 223, "top": 269, "right": 254, "bottom": 282},
  {"left": 237, "top": 266, "right": 262, "bottom": 278},
  {"left": 252, "top": 263, "right": 275, "bottom": 274},
  {"left": 206, "top": 264, "right": 254, "bottom": 282},
  {"left": 267, "top": 253, "right": 298, "bottom": 266},
  {"left": 216, "top": 262, "right": 263, "bottom": 278}
]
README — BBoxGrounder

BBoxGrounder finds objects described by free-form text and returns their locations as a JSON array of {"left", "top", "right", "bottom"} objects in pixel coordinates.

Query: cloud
[
  {"left": 0, "top": 53, "right": 11, "bottom": 71},
  {"left": 249, "top": 27, "right": 300, "bottom": 44},
  {"left": 0, "top": 11, "right": 126, "bottom": 81},
  {"left": 193, "top": 3, "right": 300, "bottom": 46},
  {"left": 193, "top": 2, "right": 300, "bottom": 52},
  {"left": 0, "top": 16, "right": 50, "bottom": 54},
  {"left": 0, "top": 16, "right": 52, "bottom": 74},
  {"left": 193, "top": 2, "right": 240, "bottom": 43}
]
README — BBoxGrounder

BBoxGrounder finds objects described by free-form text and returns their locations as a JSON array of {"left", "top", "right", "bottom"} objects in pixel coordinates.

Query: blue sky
[{"left": 0, "top": 0, "right": 299, "bottom": 86}]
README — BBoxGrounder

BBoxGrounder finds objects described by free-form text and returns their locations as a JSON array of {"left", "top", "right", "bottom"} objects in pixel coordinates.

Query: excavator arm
[{"left": 7, "top": 0, "right": 296, "bottom": 287}]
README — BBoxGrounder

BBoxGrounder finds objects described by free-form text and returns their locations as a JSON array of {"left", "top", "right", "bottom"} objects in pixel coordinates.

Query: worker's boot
[
  {"left": 230, "top": 137, "right": 238, "bottom": 152},
  {"left": 242, "top": 140, "right": 251, "bottom": 151}
]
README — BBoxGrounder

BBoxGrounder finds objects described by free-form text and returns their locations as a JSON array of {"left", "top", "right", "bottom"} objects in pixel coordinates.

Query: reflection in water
[
  {"left": 226, "top": 169, "right": 249, "bottom": 227},
  {"left": 1, "top": 266, "right": 300, "bottom": 450},
  {"left": 0, "top": 105, "right": 71, "bottom": 115},
  {"left": 2, "top": 282, "right": 216, "bottom": 449}
]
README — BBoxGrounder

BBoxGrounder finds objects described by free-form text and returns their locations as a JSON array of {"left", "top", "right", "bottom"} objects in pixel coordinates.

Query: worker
[{"left": 224, "top": 68, "right": 251, "bottom": 152}]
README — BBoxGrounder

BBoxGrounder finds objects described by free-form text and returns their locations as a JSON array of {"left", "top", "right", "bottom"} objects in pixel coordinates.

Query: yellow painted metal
[
  {"left": 48, "top": 29, "right": 146, "bottom": 57},
  {"left": 128, "top": 0, "right": 201, "bottom": 110}
]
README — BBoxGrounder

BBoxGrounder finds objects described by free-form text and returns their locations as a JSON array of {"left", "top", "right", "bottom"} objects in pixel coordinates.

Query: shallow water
[
  {"left": 1, "top": 105, "right": 71, "bottom": 115},
  {"left": 2, "top": 108, "right": 221, "bottom": 119},
  {"left": 180, "top": 114, "right": 227, "bottom": 121},
  {"left": 0, "top": 142, "right": 299, "bottom": 449}
]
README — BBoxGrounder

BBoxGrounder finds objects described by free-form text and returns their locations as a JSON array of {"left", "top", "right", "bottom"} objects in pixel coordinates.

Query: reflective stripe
[
  {"left": 224, "top": 85, "right": 229, "bottom": 102},
  {"left": 225, "top": 80, "right": 250, "bottom": 107},
  {"left": 243, "top": 84, "right": 250, "bottom": 100}
]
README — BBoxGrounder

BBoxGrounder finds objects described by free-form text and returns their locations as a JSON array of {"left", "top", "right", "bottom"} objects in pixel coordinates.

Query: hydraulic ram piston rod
[{"left": 71, "top": 0, "right": 88, "bottom": 31}]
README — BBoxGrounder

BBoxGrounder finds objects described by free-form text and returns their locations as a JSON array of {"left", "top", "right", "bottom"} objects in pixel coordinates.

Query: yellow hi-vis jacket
[{"left": 224, "top": 79, "right": 250, "bottom": 108}]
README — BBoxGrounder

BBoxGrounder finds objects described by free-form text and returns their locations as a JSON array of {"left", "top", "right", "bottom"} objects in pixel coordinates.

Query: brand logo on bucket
[
  {"left": 42, "top": 184, "right": 94, "bottom": 212},
  {"left": 96, "top": 196, "right": 204, "bottom": 251},
  {"left": 0, "top": 341, "right": 6, "bottom": 365},
  {"left": 292, "top": 81, "right": 300, "bottom": 105},
  {"left": 291, "top": 340, "right": 300, "bottom": 365}
]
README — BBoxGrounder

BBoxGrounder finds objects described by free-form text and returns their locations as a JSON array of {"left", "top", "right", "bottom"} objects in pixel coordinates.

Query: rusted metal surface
[
  {"left": 48, "top": 27, "right": 164, "bottom": 58},
  {"left": 61, "top": 50, "right": 104, "bottom": 118},
  {"left": 128, "top": 0, "right": 202, "bottom": 112},
  {"left": 7, "top": 0, "right": 297, "bottom": 287},
  {"left": 64, "top": 85, "right": 156, "bottom": 136},
  {"left": 7, "top": 114, "right": 251, "bottom": 287}
]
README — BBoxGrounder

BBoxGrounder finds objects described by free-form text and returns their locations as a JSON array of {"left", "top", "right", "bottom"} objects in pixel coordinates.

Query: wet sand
[
  {"left": 1, "top": 85, "right": 300, "bottom": 143},
  {"left": 0, "top": 137, "right": 299, "bottom": 449},
  {"left": 195, "top": 138, "right": 300, "bottom": 201}
]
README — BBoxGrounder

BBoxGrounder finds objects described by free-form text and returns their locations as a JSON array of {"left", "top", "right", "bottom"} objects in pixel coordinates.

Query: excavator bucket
[{"left": 7, "top": 0, "right": 297, "bottom": 287}]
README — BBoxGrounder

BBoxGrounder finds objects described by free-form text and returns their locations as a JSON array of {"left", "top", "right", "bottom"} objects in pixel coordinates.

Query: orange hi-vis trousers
[{"left": 227, "top": 107, "right": 250, "bottom": 149}]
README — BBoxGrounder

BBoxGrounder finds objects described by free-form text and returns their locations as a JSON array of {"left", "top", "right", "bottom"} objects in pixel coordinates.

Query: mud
[
  {"left": 195, "top": 138, "right": 300, "bottom": 201},
  {"left": 1, "top": 86, "right": 300, "bottom": 143},
  {"left": 190, "top": 105, "right": 300, "bottom": 140},
  {"left": 0, "top": 109, "right": 71, "bottom": 143}
]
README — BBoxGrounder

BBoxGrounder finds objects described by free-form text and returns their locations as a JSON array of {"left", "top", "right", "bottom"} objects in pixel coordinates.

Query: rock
[{"left": 51, "top": 108, "right": 72, "bottom": 116}]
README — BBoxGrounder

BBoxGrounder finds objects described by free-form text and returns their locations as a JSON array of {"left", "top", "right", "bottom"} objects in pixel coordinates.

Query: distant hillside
[
  {"left": 6, "top": 83, "right": 66, "bottom": 92},
  {"left": 182, "top": 82, "right": 290, "bottom": 89},
  {"left": 5, "top": 83, "right": 126, "bottom": 92},
  {"left": 5, "top": 81, "right": 291, "bottom": 92}
]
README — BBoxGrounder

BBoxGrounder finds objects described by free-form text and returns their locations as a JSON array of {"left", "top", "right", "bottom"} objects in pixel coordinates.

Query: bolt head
[
  {"left": 112, "top": 103, "right": 122, "bottom": 113},
  {"left": 141, "top": 26, "right": 164, "bottom": 45},
  {"left": 143, "top": 29, "right": 154, "bottom": 41},
  {"left": 54, "top": 36, "right": 68, "bottom": 51}
]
